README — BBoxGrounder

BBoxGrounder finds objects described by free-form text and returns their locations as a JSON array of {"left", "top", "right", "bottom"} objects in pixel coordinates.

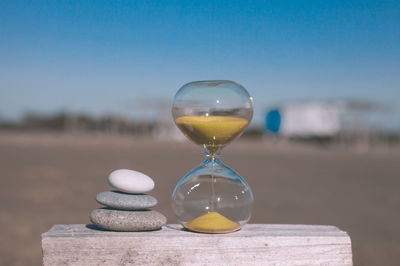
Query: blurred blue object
[{"left": 266, "top": 109, "right": 281, "bottom": 133}]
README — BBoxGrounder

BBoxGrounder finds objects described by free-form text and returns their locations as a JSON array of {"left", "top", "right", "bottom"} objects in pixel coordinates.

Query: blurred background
[{"left": 0, "top": 1, "right": 399, "bottom": 265}]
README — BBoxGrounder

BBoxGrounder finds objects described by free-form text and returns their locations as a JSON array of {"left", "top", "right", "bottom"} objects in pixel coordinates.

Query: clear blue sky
[{"left": 0, "top": 0, "right": 399, "bottom": 125}]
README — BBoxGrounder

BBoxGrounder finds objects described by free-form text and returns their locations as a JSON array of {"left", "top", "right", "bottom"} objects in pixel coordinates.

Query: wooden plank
[{"left": 42, "top": 224, "right": 352, "bottom": 265}]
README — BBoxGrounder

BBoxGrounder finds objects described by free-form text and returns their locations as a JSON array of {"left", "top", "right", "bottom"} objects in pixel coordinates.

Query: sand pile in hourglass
[
  {"left": 172, "top": 80, "right": 254, "bottom": 234},
  {"left": 175, "top": 116, "right": 248, "bottom": 156}
]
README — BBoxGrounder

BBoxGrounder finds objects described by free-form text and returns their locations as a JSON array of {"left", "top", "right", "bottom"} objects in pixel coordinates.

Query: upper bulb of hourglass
[{"left": 172, "top": 80, "right": 254, "bottom": 155}]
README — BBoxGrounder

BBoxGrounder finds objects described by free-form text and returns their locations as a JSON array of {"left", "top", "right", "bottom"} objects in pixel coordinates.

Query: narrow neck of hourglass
[{"left": 204, "top": 152, "right": 222, "bottom": 165}]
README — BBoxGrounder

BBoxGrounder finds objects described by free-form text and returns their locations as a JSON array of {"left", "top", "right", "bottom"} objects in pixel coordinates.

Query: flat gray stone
[
  {"left": 96, "top": 191, "right": 157, "bottom": 210},
  {"left": 89, "top": 208, "right": 167, "bottom": 231}
]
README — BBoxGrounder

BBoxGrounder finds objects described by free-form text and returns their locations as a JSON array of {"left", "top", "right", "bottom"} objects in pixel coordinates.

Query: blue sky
[{"left": 0, "top": 0, "right": 399, "bottom": 125}]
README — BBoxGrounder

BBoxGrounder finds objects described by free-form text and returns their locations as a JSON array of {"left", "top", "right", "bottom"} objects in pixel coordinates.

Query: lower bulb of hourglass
[{"left": 172, "top": 156, "right": 254, "bottom": 233}]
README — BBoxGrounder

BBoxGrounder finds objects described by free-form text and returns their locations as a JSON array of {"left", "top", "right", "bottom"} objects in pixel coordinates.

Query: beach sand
[{"left": 0, "top": 133, "right": 399, "bottom": 265}]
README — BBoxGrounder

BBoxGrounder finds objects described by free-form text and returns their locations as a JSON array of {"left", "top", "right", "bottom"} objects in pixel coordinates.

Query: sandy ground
[{"left": 0, "top": 133, "right": 399, "bottom": 265}]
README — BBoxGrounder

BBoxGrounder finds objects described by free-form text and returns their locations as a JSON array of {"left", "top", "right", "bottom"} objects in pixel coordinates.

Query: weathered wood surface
[{"left": 42, "top": 224, "right": 352, "bottom": 265}]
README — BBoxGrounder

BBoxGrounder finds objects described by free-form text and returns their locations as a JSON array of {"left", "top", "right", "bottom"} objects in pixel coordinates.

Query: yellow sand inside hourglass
[
  {"left": 175, "top": 116, "right": 248, "bottom": 155},
  {"left": 184, "top": 212, "right": 240, "bottom": 233}
]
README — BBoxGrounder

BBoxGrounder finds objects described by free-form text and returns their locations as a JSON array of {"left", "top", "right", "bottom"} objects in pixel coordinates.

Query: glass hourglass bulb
[{"left": 171, "top": 80, "right": 254, "bottom": 233}]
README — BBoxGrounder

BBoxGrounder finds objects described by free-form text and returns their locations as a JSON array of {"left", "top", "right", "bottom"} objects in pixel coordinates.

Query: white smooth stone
[{"left": 108, "top": 169, "right": 155, "bottom": 193}]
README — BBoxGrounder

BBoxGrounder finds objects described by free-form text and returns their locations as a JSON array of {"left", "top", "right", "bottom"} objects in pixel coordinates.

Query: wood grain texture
[{"left": 42, "top": 224, "right": 352, "bottom": 265}]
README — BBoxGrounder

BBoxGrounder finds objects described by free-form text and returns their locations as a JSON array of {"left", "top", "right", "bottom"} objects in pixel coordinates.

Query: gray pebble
[
  {"left": 96, "top": 191, "right": 157, "bottom": 210},
  {"left": 90, "top": 208, "right": 166, "bottom": 231}
]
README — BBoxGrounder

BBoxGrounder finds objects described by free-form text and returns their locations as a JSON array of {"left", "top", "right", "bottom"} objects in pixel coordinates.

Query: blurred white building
[
  {"left": 280, "top": 103, "right": 342, "bottom": 137},
  {"left": 265, "top": 100, "right": 388, "bottom": 138}
]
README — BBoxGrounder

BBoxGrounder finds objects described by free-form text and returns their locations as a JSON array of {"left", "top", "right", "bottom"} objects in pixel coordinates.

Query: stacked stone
[{"left": 90, "top": 169, "right": 167, "bottom": 231}]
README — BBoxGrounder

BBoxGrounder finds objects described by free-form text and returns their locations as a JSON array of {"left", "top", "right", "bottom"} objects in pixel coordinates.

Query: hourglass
[{"left": 172, "top": 80, "right": 254, "bottom": 233}]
